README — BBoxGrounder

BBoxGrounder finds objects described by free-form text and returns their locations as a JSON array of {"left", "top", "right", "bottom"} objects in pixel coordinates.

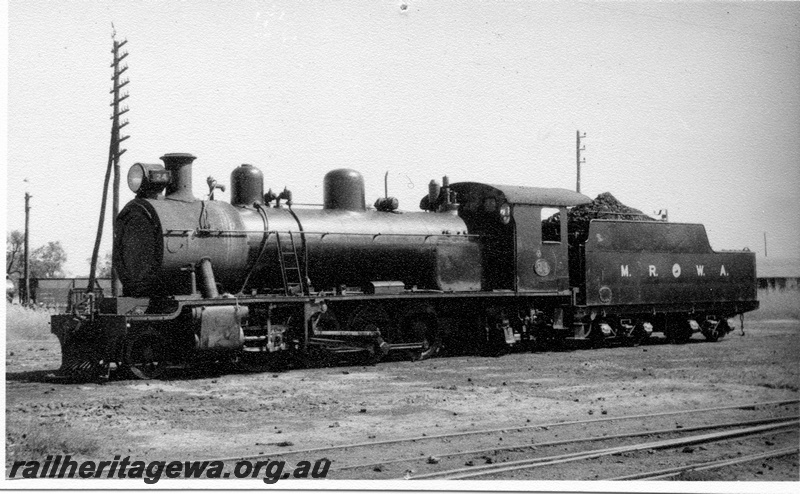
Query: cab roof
[{"left": 451, "top": 182, "right": 592, "bottom": 207}]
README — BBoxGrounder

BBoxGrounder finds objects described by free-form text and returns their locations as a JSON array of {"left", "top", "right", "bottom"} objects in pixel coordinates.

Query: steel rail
[
  {"left": 408, "top": 419, "right": 798, "bottom": 480},
  {"left": 198, "top": 398, "right": 798, "bottom": 464},
  {"left": 331, "top": 414, "right": 799, "bottom": 472},
  {"left": 606, "top": 446, "right": 799, "bottom": 480}
]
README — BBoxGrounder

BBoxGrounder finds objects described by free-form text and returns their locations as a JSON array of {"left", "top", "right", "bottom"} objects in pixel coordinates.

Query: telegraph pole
[
  {"left": 23, "top": 192, "right": 31, "bottom": 305},
  {"left": 88, "top": 28, "right": 129, "bottom": 296},
  {"left": 576, "top": 130, "right": 586, "bottom": 193},
  {"left": 110, "top": 30, "right": 130, "bottom": 297}
]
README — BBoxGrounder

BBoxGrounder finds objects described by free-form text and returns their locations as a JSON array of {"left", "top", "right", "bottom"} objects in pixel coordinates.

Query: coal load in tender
[{"left": 543, "top": 192, "right": 656, "bottom": 246}]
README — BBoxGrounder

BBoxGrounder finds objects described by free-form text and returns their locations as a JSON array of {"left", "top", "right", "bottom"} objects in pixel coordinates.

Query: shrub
[{"left": 5, "top": 303, "right": 57, "bottom": 341}]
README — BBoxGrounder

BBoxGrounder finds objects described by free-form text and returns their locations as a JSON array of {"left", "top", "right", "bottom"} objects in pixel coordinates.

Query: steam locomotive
[{"left": 52, "top": 153, "right": 759, "bottom": 379}]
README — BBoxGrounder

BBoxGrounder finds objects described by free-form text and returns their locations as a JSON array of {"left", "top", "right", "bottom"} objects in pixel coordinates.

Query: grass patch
[
  {"left": 5, "top": 303, "right": 57, "bottom": 341},
  {"left": 7, "top": 422, "right": 100, "bottom": 461},
  {"left": 749, "top": 289, "right": 800, "bottom": 321}
]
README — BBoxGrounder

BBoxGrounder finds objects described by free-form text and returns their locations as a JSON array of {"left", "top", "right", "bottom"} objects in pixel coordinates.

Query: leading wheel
[{"left": 125, "top": 330, "right": 167, "bottom": 380}]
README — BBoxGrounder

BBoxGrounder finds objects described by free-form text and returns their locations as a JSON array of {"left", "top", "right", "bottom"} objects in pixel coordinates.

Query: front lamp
[{"left": 127, "top": 163, "right": 171, "bottom": 198}]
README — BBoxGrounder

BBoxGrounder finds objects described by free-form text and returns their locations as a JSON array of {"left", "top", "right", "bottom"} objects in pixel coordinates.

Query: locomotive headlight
[
  {"left": 499, "top": 203, "right": 512, "bottom": 224},
  {"left": 127, "top": 163, "right": 171, "bottom": 197},
  {"left": 127, "top": 164, "right": 145, "bottom": 192}
]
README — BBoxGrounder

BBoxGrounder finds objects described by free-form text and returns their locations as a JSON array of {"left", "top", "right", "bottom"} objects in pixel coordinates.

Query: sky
[{"left": 5, "top": 1, "right": 800, "bottom": 277}]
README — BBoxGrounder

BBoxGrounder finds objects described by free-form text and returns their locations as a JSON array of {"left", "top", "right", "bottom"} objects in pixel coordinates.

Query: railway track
[
  {"left": 337, "top": 414, "right": 797, "bottom": 474},
  {"left": 409, "top": 419, "right": 798, "bottom": 480},
  {"left": 606, "top": 447, "right": 799, "bottom": 481},
  {"left": 199, "top": 398, "right": 798, "bottom": 480}
]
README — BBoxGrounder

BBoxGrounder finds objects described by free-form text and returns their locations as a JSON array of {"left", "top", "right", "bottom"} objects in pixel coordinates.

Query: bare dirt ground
[{"left": 5, "top": 319, "right": 800, "bottom": 483}]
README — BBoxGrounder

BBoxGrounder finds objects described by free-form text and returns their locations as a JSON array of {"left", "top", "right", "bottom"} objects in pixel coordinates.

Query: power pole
[
  {"left": 23, "top": 192, "right": 31, "bottom": 305},
  {"left": 88, "top": 28, "right": 129, "bottom": 296},
  {"left": 576, "top": 130, "right": 586, "bottom": 193},
  {"left": 110, "top": 30, "right": 130, "bottom": 297}
]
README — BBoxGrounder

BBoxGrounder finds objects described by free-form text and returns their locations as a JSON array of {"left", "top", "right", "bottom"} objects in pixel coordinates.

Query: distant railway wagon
[
  {"left": 51, "top": 153, "right": 758, "bottom": 379},
  {"left": 31, "top": 278, "right": 112, "bottom": 312}
]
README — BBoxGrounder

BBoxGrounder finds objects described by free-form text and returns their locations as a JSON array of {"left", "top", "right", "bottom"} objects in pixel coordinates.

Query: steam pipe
[{"left": 197, "top": 257, "right": 219, "bottom": 298}]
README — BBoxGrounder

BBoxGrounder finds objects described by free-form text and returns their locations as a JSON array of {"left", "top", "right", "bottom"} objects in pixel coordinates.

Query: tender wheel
[
  {"left": 628, "top": 321, "right": 650, "bottom": 347},
  {"left": 666, "top": 320, "right": 692, "bottom": 344},
  {"left": 587, "top": 321, "right": 606, "bottom": 348},
  {"left": 701, "top": 320, "right": 721, "bottom": 342},
  {"left": 125, "top": 331, "right": 167, "bottom": 380},
  {"left": 716, "top": 319, "right": 731, "bottom": 340}
]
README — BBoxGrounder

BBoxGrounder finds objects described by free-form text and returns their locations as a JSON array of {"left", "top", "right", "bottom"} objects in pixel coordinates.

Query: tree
[
  {"left": 6, "top": 230, "right": 24, "bottom": 277},
  {"left": 29, "top": 241, "right": 67, "bottom": 278}
]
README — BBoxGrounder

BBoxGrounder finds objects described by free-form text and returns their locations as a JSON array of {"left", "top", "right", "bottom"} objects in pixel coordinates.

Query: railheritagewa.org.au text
[{"left": 9, "top": 455, "right": 331, "bottom": 484}]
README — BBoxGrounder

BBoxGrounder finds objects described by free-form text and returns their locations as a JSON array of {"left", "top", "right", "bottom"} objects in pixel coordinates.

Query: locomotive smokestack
[{"left": 161, "top": 153, "right": 197, "bottom": 201}]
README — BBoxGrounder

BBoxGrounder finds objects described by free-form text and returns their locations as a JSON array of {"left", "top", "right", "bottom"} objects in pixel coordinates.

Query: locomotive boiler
[
  {"left": 115, "top": 154, "right": 481, "bottom": 298},
  {"left": 51, "top": 152, "right": 759, "bottom": 380}
]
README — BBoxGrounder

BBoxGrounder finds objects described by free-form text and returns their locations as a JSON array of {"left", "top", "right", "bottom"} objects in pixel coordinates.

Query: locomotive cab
[{"left": 449, "top": 183, "right": 591, "bottom": 293}]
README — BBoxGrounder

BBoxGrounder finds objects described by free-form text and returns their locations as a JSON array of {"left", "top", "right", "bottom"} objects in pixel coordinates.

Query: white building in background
[{"left": 757, "top": 258, "right": 800, "bottom": 291}]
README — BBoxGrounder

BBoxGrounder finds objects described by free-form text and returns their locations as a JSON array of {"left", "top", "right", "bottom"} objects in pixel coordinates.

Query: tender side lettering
[{"left": 618, "top": 263, "right": 728, "bottom": 279}]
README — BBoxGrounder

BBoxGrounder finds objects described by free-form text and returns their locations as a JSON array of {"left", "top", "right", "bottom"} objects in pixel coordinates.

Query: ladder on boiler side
[{"left": 275, "top": 231, "right": 307, "bottom": 295}]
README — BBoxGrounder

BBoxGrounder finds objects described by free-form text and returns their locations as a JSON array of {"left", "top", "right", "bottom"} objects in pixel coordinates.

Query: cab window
[{"left": 541, "top": 207, "right": 561, "bottom": 242}]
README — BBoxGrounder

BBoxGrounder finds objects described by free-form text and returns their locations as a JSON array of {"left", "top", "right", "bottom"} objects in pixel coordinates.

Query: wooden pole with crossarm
[{"left": 88, "top": 27, "right": 129, "bottom": 297}]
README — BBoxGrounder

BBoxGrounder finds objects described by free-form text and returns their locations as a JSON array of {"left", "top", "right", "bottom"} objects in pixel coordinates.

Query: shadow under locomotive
[
  {"left": 52, "top": 153, "right": 758, "bottom": 381},
  {"left": 13, "top": 331, "right": 696, "bottom": 385}
]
